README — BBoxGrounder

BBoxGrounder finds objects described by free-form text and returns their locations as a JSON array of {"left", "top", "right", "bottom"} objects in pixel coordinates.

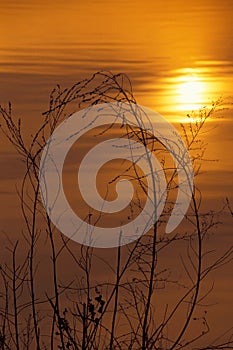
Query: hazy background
[{"left": 0, "top": 0, "right": 232, "bottom": 344}]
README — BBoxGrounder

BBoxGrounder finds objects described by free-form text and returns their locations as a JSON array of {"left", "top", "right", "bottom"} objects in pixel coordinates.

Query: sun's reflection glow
[
  {"left": 162, "top": 68, "right": 212, "bottom": 123},
  {"left": 158, "top": 68, "right": 212, "bottom": 122},
  {"left": 177, "top": 75, "right": 206, "bottom": 111}
]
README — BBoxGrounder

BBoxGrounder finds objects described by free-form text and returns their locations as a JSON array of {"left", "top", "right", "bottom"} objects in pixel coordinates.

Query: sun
[{"left": 177, "top": 75, "right": 206, "bottom": 112}]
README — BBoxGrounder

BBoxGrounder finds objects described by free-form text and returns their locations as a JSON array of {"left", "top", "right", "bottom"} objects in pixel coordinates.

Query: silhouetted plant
[{"left": 0, "top": 71, "right": 232, "bottom": 349}]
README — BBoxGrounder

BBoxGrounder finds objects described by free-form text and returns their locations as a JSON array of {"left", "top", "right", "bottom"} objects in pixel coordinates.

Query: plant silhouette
[{"left": 0, "top": 71, "right": 232, "bottom": 349}]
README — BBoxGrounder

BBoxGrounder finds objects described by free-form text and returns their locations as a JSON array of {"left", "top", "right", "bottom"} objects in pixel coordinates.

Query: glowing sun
[{"left": 177, "top": 75, "right": 206, "bottom": 112}]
